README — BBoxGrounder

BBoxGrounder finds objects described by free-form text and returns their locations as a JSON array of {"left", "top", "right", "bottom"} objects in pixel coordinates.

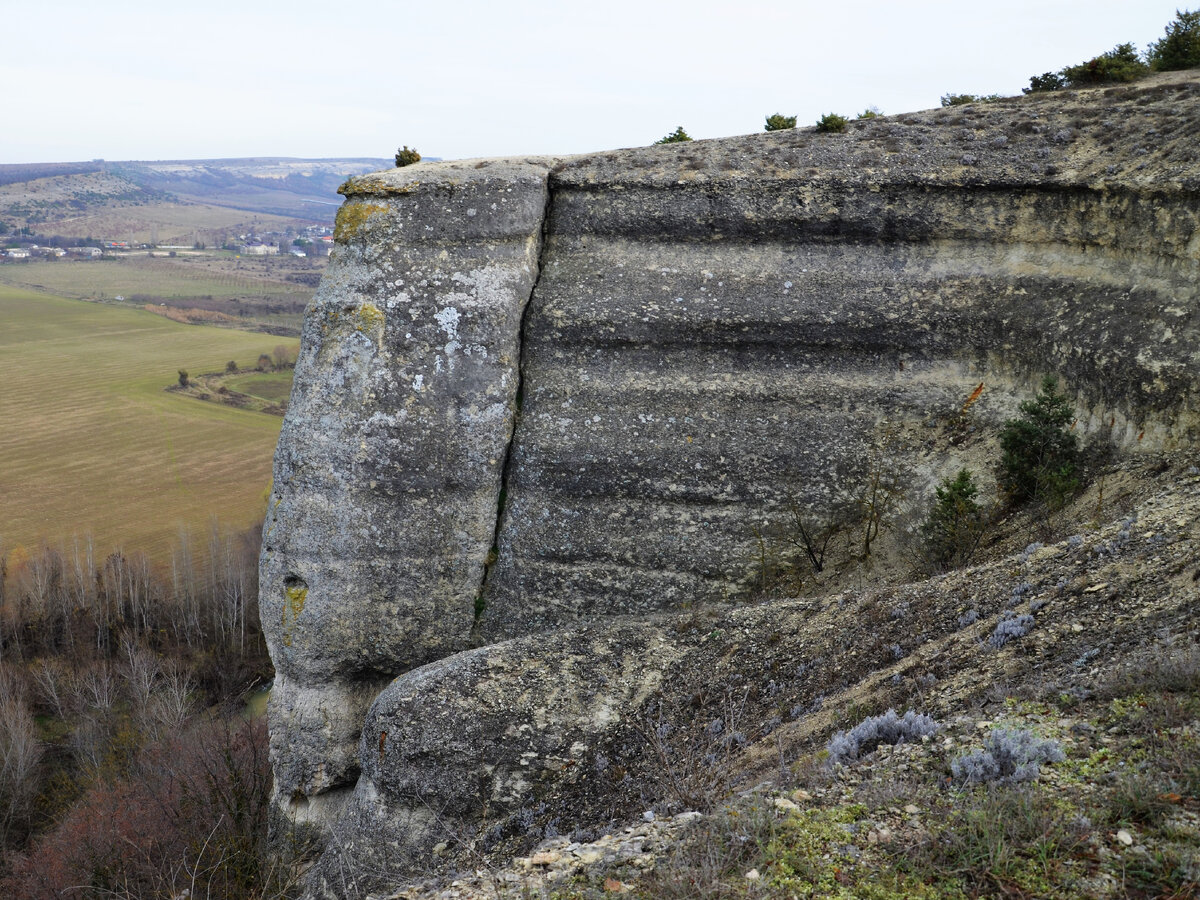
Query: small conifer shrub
[
  {"left": 815, "top": 113, "right": 848, "bottom": 133},
  {"left": 655, "top": 126, "right": 692, "bottom": 144},
  {"left": 941, "top": 93, "right": 1003, "bottom": 107},
  {"left": 998, "top": 375, "right": 1079, "bottom": 508},
  {"left": 394, "top": 145, "right": 421, "bottom": 167},
  {"left": 1024, "top": 71, "right": 1067, "bottom": 93},
  {"left": 1061, "top": 43, "right": 1148, "bottom": 86},
  {"left": 1148, "top": 9, "right": 1200, "bottom": 71},
  {"left": 920, "top": 469, "right": 986, "bottom": 572},
  {"left": 764, "top": 113, "right": 797, "bottom": 131}
]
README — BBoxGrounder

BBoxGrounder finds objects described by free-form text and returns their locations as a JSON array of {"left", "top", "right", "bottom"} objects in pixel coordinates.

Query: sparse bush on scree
[{"left": 827, "top": 709, "right": 939, "bottom": 765}]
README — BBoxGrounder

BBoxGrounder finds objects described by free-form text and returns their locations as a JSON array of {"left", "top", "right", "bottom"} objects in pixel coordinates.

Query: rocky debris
[
  {"left": 383, "top": 814, "right": 700, "bottom": 899},
  {"left": 362, "top": 685, "right": 1199, "bottom": 898},
  {"left": 302, "top": 458, "right": 1200, "bottom": 897}
]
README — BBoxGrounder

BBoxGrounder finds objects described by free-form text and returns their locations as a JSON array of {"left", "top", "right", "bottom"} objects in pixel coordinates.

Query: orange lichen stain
[{"left": 960, "top": 382, "right": 985, "bottom": 416}]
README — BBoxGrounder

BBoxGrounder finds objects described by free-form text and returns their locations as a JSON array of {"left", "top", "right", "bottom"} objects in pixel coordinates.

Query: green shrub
[
  {"left": 1148, "top": 8, "right": 1200, "bottom": 71},
  {"left": 814, "top": 113, "right": 847, "bottom": 133},
  {"left": 177, "top": 369, "right": 189, "bottom": 388},
  {"left": 1023, "top": 71, "right": 1066, "bottom": 93},
  {"left": 764, "top": 113, "right": 797, "bottom": 131},
  {"left": 941, "top": 93, "right": 1003, "bottom": 107},
  {"left": 1061, "top": 42, "right": 1148, "bottom": 86},
  {"left": 655, "top": 126, "right": 692, "bottom": 144},
  {"left": 394, "top": 145, "right": 421, "bottom": 167},
  {"left": 998, "top": 375, "right": 1080, "bottom": 508},
  {"left": 856, "top": 107, "right": 881, "bottom": 119},
  {"left": 920, "top": 469, "right": 986, "bottom": 572}
]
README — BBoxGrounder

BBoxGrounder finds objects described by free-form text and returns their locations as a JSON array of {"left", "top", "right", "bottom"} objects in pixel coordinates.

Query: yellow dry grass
[{"left": 0, "top": 285, "right": 298, "bottom": 561}]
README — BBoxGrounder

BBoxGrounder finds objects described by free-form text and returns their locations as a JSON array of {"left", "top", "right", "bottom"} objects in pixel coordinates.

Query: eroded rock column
[{"left": 260, "top": 159, "right": 552, "bottom": 830}]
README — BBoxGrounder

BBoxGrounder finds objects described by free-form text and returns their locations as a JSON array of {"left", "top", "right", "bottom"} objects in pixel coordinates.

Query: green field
[
  {"left": 0, "top": 257, "right": 303, "bottom": 302},
  {"left": 224, "top": 371, "right": 294, "bottom": 404},
  {"left": 0, "top": 284, "right": 298, "bottom": 561},
  {"left": 0, "top": 256, "right": 315, "bottom": 333}
]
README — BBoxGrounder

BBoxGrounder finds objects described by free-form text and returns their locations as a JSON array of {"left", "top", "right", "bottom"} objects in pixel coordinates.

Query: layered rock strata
[{"left": 261, "top": 74, "right": 1200, "bottom": 874}]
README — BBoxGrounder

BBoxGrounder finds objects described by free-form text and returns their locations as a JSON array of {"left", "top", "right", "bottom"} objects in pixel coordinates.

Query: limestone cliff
[{"left": 260, "top": 73, "right": 1200, "bottom": 895}]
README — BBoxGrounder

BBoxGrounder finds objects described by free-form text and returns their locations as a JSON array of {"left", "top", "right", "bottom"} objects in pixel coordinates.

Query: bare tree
[{"left": 0, "top": 668, "right": 42, "bottom": 846}]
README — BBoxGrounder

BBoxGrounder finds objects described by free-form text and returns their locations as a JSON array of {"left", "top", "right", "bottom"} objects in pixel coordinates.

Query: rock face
[
  {"left": 260, "top": 159, "right": 551, "bottom": 825},
  {"left": 261, "top": 74, "right": 1200, "bottom": 889}
]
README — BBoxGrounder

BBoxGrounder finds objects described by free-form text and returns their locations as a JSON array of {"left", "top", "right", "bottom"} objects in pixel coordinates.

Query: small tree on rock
[
  {"left": 1061, "top": 43, "right": 1148, "bottom": 86},
  {"left": 177, "top": 369, "right": 189, "bottom": 388},
  {"left": 1024, "top": 71, "right": 1066, "bottom": 93},
  {"left": 815, "top": 113, "right": 848, "bottom": 133},
  {"left": 394, "top": 146, "right": 421, "bottom": 167},
  {"left": 764, "top": 113, "right": 797, "bottom": 131},
  {"left": 655, "top": 126, "right": 692, "bottom": 144}
]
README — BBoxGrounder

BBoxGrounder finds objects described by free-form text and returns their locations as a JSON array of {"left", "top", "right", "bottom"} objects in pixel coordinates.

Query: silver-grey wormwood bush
[
  {"left": 952, "top": 728, "right": 1064, "bottom": 784},
  {"left": 827, "top": 709, "right": 939, "bottom": 765},
  {"left": 988, "top": 611, "right": 1035, "bottom": 648}
]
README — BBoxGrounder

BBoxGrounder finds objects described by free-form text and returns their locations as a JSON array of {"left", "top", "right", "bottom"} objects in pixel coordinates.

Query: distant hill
[{"left": 0, "top": 157, "right": 392, "bottom": 244}]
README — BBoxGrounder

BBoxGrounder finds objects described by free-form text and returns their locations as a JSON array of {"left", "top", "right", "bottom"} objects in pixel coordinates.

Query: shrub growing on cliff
[
  {"left": 815, "top": 113, "right": 847, "bottom": 133},
  {"left": 920, "top": 469, "right": 987, "bottom": 572},
  {"left": 1062, "top": 43, "right": 1148, "bottom": 86},
  {"left": 1148, "top": 9, "right": 1200, "bottom": 71},
  {"left": 764, "top": 113, "right": 797, "bottom": 131},
  {"left": 941, "top": 93, "right": 1002, "bottom": 107},
  {"left": 394, "top": 145, "right": 421, "bottom": 167},
  {"left": 998, "top": 375, "right": 1079, "bottom": 508},
  {"left": 1024, "top": 71, "right": 1066, "bottom": 93},
  {"left": 655, "top": 126, "right": 692, "bottom": 144}
]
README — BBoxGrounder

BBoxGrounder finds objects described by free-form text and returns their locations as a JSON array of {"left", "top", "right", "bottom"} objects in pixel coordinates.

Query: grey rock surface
[
  {"left": 305, "top": 466, "right": 1200, "bottom": 898},
  {"left": 262, "top": 74, "right": 1200, "bottom": 867},
  {"left": 261, "top": 159, "right": 552, "bottom": 827}
]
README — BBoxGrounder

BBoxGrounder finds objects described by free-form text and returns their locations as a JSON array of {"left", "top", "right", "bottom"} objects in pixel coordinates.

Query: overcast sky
[{"left": 0, "top": 0, "right": 1189, "bottom": 164}]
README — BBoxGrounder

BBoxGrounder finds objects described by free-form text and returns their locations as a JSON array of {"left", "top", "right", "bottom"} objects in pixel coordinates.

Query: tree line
[{"left": 0, "top": 520, "right": 290, "bottom": 898}]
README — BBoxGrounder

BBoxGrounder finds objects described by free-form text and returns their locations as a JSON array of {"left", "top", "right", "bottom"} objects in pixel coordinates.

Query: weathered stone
[
  {"left": 261, "top": 159, "right": 552, "bottom": 827},
  {"left": 261, "top": 74, "right": 1200, "bottom": 888},
  {"left": 303, "top": 475, "right": 1200, "bottom": 896}
]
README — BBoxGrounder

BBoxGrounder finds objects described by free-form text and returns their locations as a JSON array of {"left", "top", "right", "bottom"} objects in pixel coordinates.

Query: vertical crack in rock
[
  {"left": 472, "top": 182, "right": 555, "bottom": 641},
  {"left": 261, "top": 158, "right": 556, "bottom": 841}
]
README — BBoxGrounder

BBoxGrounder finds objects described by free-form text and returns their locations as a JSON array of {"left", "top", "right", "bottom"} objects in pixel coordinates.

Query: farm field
[
  {"left": 224, "top": 371, "right": 293, "bottom": 404},
  {"left": 0, "top": 283, "right": 297, "bottom": 561},
  {"left": 0, "top": 255, "right": 319, "bottom": 333}
]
